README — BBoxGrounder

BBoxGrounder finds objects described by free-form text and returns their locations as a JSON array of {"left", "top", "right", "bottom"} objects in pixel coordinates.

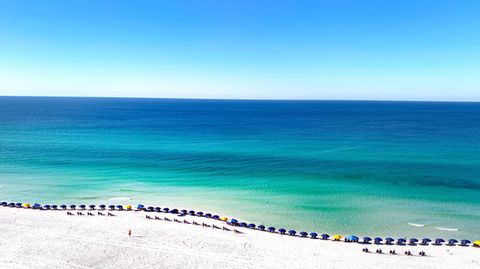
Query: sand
[{"left": 0, "top": 207, "right": 478, "bottom": 269}]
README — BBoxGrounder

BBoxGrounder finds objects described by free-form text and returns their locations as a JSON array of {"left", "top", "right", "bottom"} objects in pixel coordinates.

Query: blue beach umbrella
[
  {"left": 239, "top": 222, "right": 247, "bottom": 227},
  {"left": 288, "top": 230, "right": 297, "bottom": 236},
  {"left": 258, "top": 225, "right": 266, "bottom": 231},
  {"left": 346, "top": 235, "right": 359, "bottom": 242},
  {"left": 137, "top": 204, "right": 144, "bottom": 210},
  {"left": 278, "top": 228, "right": 286, "bottom": 234},
  {"left": 99, "top": 205, "right": 106, "bottom": 210},
  {"left": 51, "top": 205, "right": 58, "bottom": 210},
  {"left": 89, "top": 205, "right": 95, "bottom": 210},
  {"left": 212, "top": 215, "right": 220, "bottom": 220},
  {"left": 169, "top": 209, "right": 179, "bottom": 214},
  {"left": 180, "top": 209, "right": 188, "bottom": 214},
  {"left": 79, "top": 205, "right": 86, "bottom": 210},
  {"left": 374, "top": 237, "right": 383, "bottom": 244},
  {"left": 363, "top": 237, "right": 372, "bottom": 243},
  {"left": 321, "top": 234, "right": 330, "bottom": 240},
  {"left": 385, "top": 238, "right": 394, "bottom": 244},
  {"left": 196, "top": 211, "right": 204, "bottom": 217},
  {"left": 300, "top": 231, "right": 308, "bottom": 237},
  {"left": 60, "top": 205, "right": 67, "bottom": 210},
  {"left": 435, "top": 238, "right": 445, "bottom": 245},
  {"left": 153, "top": 207, "right": 160, "bottom": 212},
  {"left": 43, "top": 205, "right": 51, "bottom": 210},
  {"left": 163, "top": 208, "right": 169, "bottom": 213},
  {"left": 460, "top": 240, "right": 471, "bottom": 246},
  {"left": 268, "top": 227, "right": 276, "bottom": 232},
  {"left": 420, "top": 238, "right": 431, "bottom": 245},
  {"left": 448, "top": 239, "right": 458, "bottom": 245},
  {"left": 247, "top": 223, "right": 256, "bottom": 229},
  {"left": 8, "top": 202, "right": 15, "bottom": 207},
  {"left": 310, "top": 232, "right": 318, "bottom": 239},
  {"left": 15, "top": 203, "right": 22, "bottom": 208},
  {"left": 33, "top": 203, "right": 41, "bottom": 209},
  {"left": 0, "top": 202, "right": 7, "bottom": 206},
  {"left": 70, "top": 205, "right": 76, "bottom": 209},
  {"left": 188, "top": 210, "right": 195, "bottom": 215},
  {"left": 409, "top": 238, "right": 418, "bottom": 245},
  {"left": 205, "top": 213, "right": 212, "bottom": 218},
  {"left": 108, "top": 205, "right": 115, "bottom": 210},
  {"left": 116, "top": 205, "right": 123, "bottom": 210},
  {"left": 228, "top": 219, "right": 238, "bottom": 225},
  {"left": 397, "top": 238, "right": 406, "bottom": 245}
]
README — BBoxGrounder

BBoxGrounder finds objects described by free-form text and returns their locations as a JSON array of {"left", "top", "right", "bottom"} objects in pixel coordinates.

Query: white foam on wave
[
  {"left": 109, "top": 197, "right": 133, "bottom": 201},
  {"left": 408, "top": 223, "right": 425, "bottom": 227},
  {"left": 434, "top": 227, "right": 458, "bottom": 231}
]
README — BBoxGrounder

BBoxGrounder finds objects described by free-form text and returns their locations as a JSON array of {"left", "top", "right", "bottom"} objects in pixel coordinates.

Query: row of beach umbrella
[{"left": 2, "top": 201, "right": 479, "bottom": 247}]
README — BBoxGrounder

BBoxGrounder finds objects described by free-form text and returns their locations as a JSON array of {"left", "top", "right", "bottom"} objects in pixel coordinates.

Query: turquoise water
[{"left": 0, "top": 97, "right": 479, "bottom": 239}]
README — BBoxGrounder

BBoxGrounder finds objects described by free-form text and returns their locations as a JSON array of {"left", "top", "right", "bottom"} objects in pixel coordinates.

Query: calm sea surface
[{"left": 1, "top": 97, "right": 479, "bottom": 239}]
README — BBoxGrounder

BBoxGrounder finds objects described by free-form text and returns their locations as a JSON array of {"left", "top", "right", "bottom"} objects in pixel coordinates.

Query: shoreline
[{"left": 1, "top": 206, "right": 479, "bottom": 268}]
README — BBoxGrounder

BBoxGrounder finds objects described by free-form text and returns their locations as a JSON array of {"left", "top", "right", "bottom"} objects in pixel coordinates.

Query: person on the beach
[{"left": 128, "top": 229, "right": 132, "bottom": 238}]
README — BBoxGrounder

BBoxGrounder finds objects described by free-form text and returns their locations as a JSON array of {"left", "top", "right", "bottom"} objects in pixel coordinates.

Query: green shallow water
[{"left": 0, "top": 97, "right": 479, "bottom": 239}]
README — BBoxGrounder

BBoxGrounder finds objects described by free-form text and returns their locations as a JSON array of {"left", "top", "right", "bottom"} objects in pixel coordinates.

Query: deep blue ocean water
[{"left": 0, "top": 97, "right": 479, "bottom": 239}]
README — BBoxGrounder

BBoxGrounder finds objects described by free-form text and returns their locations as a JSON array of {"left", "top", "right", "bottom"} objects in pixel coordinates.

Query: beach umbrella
[
  {"left": 247, "top": 223, "right": 256, "bottom": 229},
  {"left": 196, "top": 211, "right": 204, "bottom": 217},
  {"left": 409, "top": 238, "right": 418, "bottom": 244},
  {"left": 321, "top": 234, "right": 329, "bottom": 240},
  {"left": 288, "top": 230, "right": 297, "bottom": 236},
  {"left": 8, "top": 202, "right": 15, "bottom": 207},
  {"left": 205, "top": 213, "right": 212, "bottom": 218},
  {"left": 258, "top": 225, "right": 266, "bottom": 231},
  {"left": 163, "top": 207, "right": 169, "bottom": 213},
  {"left": 89, "top": 205, "right": 95, "bottom": 210},
  {"left": 385, "top": 238, "right": 394, "bottom": 244},
  {"left": 397, "top": 238, "right": 406, "bottom": 245},
  {"left": 473, "top": 240, "right": 480, "bottom": 247},
  {"left": 278, "top": 228, "right": 287, "bottom": 234},
  {"left": 137, "top": 204, "right": 144, "bottom": 210},
  {"left": 239, "top": 222, "right": 247, "bottom": 227},
  {"left": 212, "top": 215, "right": 220, "bottom": 220},
  {"left": 22, "top": 203, "right": 31, "bottom": 208},
  {"left": 229, "top": 219, "right": 238, "bottom": 225},
  {"left": 189, "top": 210, "right": 195, "bottom": 215},
  {"left": 435, "top": 238, "right": 445, "bottom": 245},
  {"left": 108, "top": 205, "right": 115, "bottom": 210},
  {"left": 99, "top": 205, "right": 106, "bottom": 210},
  {"left": 60, "top": 205, "right": 67, "bottom": 210},
  {"left": 345, "top": 235, "right": 359, "bottom": 242},
  {"left": 33, "top": 203, "right": 41, "bottom": 209},
  {"left": 219, "top": 217, "right": 228, "bottom": 221},
  {"left": 363, "top": 237, "right": 372, "bottom": 243},
  {"left": 0, "top": 202, "right": 7, "bottom": 206},
  {"left": 298, "top": 231, "right": 307, "bottom": 238},
  {"left": 267, "top": 227, "right": 276, "bottom": 232},
  {"left": 79, "top": 205, "right": 86, "bottom": 210},
  {"left": 69, "top": 205, "right": 76, "bottom": 209},
  {"left": 448, "top": 239, "right": 458, "bottom": 245},
  {"left": 420, "top": 238, "right": 431, "bottom": 245},
  {"left": 51, "top": 205, "right": 58, "bottom": 210},
  {"left": 333, "top": 234, "right": 342, "bottom": 241},
  {"left": 169, "top": 209, "right": 179, "bottom": 214},
  {"left": 15, "top": 203, "right": 22, "bottom": 208},
  {"left": 153, "top": 207, "right": 160, "bottom": 212},
  {"left": 460, "top": 240, "right": 471, "bottom": 246},
  {"left": 310, "top": 232, "right": 318, "bottom": 238},
  {"left": 125, "top": 205, "right": 132, "bottom": 210},
  {"left": 116, "top": 205, "right": 123, "bottom": 210},
  {"left": 43, "top": 205, "right": 51, "bottom": 210},
  {"left": 180, "top": 209, "right": 188, "bottom": 214},
  {"left": 374, "top": 237, "right": 382, "bottom": 244}
]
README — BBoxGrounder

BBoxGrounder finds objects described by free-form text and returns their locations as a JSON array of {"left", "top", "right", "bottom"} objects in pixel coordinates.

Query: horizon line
[{"left": 0, "top": 94, "right": 479, "bottom": 103}]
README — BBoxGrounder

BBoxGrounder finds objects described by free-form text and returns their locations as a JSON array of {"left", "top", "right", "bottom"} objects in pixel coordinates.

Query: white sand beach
[{"left": 0, "top": 207, "right": 478, "bottom": 269}]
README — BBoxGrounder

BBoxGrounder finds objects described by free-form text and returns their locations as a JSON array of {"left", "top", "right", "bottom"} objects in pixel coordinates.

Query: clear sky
[{"left": 0, "top": 1, "right": 479, "bottom": 101}]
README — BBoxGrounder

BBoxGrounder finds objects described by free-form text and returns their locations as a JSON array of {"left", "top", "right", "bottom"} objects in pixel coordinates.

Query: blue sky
[{"left": 0, "top": 1, "right": 479, "bottom": 100}]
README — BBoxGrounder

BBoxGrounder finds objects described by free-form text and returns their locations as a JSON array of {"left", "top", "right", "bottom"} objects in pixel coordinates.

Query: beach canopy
[
  {"left": 310, "top": 232, "right": 318, "bottom": 238},
  {"left": 363, "top": 237, "right": 372, "bottom": 242},
  {"left": 268, "top": 227, "right": 276, "bottom": 232},
  {"left": 126, "top": 205, "right": 132, "bottom": 210},
  {"left": 116, "top": 205, "right": 123, "bottom": 210},
  {"left": 33, "top": 203, "right": 41, "bottom": 208},
  {"left": 409, "top": 238, "right": 418, "bottom": 244},
  {"left": 460, "top": 240, "right": 471, "bottom": 245},
  {"left": 385, "top": 238, "right": 394, "bottom": 243},
  {"left": 196, "top": 211, "right": 204, "bottom": 216},
  {"left": 321, "top": 234, "right": 330, "bottom": 240},
  {"left": 137, "top": 204, "right": 144, "bottom": 210},
  {"left": 70, "top": 205, "right": 76, "bottom": 209},
  {"left": 60, "top": 205, "right": 67, "bottom": 209},
  {"left": 278, "top": 228, "right": 287, "bottom": 234},
  {"left": 373, "top": 237, "right": 382, "bottom": 243},
  {"left": 473, "top": 240, "right": 480, "bottom": 247},
  {"left": 345, "top": 235, "right": 359, "bottom": 242},
  {"left": 397, "top": 238, "right": 406, "bottom": 244},
  {"left": 89, "top": 205, "right": 95, "bottom": 209},
  {"left": 22, "top": 203, "right": 31, "bottom": 208},
  {"left": 300, "top": 231, "right": 308, "bottom": 237},
  {"left": 181, "top": 209, "right": 188, "bottom": 214},
  {"left": 108, "top": 205, "right": 115, "bottom": 210},
  {"left": 228, "top": 219, "right": 238, "bottom": 224},
  {"left": 247, "top": 223, "right": 256, "bottom": 229},
  {"left": 79, "top": 204, "right": 86, "bottom": 209},
  {"left": 219, "top": 217, "right": 228, "bottom": 221},
  {"left": 163, "top": 208, "right": 169, "bottom": 212},
  {"left": 288, "top": 230, "right": 296, "bottom": 236},
  {"left": 239, "top": 222, "right": 247, "bottom": 227},
  {"left": 52, "top": 205, "right": 58, "bottom": 209},
  {"left": 212, "top": 215, "right": 220, "bottom": 220},
  {"left": 43, "top": 205, "right": 51, "bottom": 209},
  {"left": 0, "top": 202, "right": 7, "bottom": 206},
  {"left": 16, "top": 203, "right": 22, "bottom": 207},
  {"left": 188, "top": 210, "right": 195, "bottom": 215},
  {"left": 170, "top": 209, "right": 179, "bottom": 214},
  {"left": 448, "top": 239, "right": 458, "bottom": 245},
  {"left": 99, "top": 205, "right": 106, "bottom": 209},
  {"left": 205, "top": 213, "right": 212, "bottom": 218},
  {"left": 258, "top": 225, "right": 266, "bottom": 230},
  {"left": 153, "top": 207, "right": 160, "bottom": 212},
  {"left": 333, "top": 234, "right": 342, "bottom": 241},
  {"left": 435, "top": 238, "right": 445, "bottom": 244}
]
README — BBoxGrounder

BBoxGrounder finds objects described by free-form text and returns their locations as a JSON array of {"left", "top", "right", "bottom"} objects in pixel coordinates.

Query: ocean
[{"left": 0, "top": 96, "right": 479, "bottom": 239}]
